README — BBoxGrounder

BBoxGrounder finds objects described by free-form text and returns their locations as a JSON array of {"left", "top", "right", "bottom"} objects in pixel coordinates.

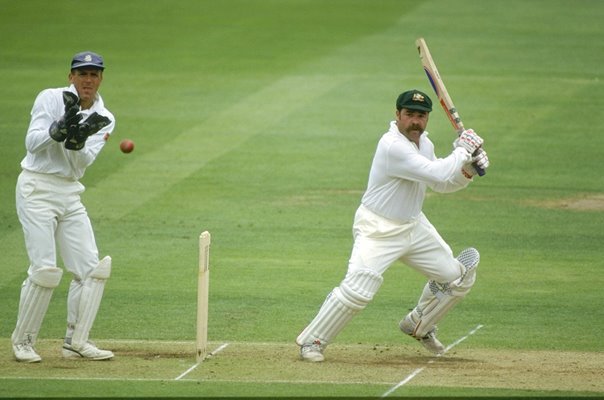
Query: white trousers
[
  {"left": 347, "top": 205, "right": 463, "bottom": 283},
  {"left": 16, "top": 170, "right": 100, "bottom": 329}
]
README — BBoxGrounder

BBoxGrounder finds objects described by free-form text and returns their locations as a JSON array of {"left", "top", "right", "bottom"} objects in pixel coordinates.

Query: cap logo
[
  {"left": 412, "top": 93, "right": 425, "bottom": 102},
  {"left": 84, "top": 54, "right": 92, "bottom": 62}
]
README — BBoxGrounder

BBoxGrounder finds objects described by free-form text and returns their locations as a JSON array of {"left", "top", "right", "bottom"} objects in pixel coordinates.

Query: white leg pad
[
  {"left": 407, "top": 248, "right": 479, "bottom": 338},
  {"left": 296, "top": 269, "right": 383, "bottom": 347},
  {"left": 12, "top": 266, "right": 63, "bottom": 346},
  {"left": 406, "top": 283, "right": 463, "bottom": 338},
  {"left": 71, "top": 256, "right": 111, "bottom": 349}
]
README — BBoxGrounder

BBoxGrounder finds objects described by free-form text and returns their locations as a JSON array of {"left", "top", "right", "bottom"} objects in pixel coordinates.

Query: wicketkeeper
[
  {"left": 12, "top": 51, "right": 115, "bottom": 362},
  {"left": 296, "top": 90, "right": 490, "bottom": 361}
]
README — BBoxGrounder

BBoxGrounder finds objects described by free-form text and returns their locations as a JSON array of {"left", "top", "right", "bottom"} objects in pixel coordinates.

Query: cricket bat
[{"left": 415, "top": 37, "right": 486, "bottom": 176}]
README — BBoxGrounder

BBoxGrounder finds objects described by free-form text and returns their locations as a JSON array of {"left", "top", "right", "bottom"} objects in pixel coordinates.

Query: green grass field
[{"left": 1, "top": 0, "right": 603, "bottom": 397}]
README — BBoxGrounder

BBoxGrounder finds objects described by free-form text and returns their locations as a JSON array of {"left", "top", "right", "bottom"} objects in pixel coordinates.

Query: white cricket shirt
[
  {"left": 361, "top": 121, "right": 472, "bottom": 222},
  {"left": 20, "top": 84, "right": 115, "bottom": 181}
]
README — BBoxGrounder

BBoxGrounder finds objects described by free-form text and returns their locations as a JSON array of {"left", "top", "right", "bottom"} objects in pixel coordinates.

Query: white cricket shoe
[
  {"left": 13, "top": 343, "right": 42, "bottom": 363},
  {"left": 299, "top": 340, "right": 325, "bottom": 362},
  {"left": 399, "top": 314, "right": 445, "bottom": 355},
  {"left": 62, "top": 341, "right": 114, "bottom": 360}
]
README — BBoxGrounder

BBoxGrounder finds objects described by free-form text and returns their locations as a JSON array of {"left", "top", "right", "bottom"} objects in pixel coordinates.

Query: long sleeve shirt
[
  {"left": 361, "top": 121, "right": 472, "bottom": 222},
  {"left": 20, "top": 84, "right": 115, "bottom": 181}
]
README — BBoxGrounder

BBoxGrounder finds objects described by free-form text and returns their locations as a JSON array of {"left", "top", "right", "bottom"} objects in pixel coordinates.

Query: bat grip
[
  {"left": 472, "top": 149, "right": 486, "bottom": 176},
  {"left": 474, "top": 164, "right": 486, "bottom": 176}
]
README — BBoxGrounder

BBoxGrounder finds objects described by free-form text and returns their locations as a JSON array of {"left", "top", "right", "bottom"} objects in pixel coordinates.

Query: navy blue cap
[{"left": 71, "top": 51, "right": 105, "bottom": 70}]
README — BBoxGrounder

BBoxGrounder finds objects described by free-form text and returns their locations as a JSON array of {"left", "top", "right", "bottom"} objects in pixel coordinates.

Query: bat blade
[
  {"left": 415, "top": 37, "right": 485, "bottom": 176},
  {"left": 416, "top": 37, "right": 464, "bottom": 133}
]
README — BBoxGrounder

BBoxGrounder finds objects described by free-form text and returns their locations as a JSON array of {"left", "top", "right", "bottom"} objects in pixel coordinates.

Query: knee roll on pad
[
  {"left": 89, "top": 256, "right": 111, "bottom": 280},
  {"left": 29, "top": 266, "right": 64, "bottom": 288},
  {"left": 337, "top": 269, "right": 384, "bottom": 309}
]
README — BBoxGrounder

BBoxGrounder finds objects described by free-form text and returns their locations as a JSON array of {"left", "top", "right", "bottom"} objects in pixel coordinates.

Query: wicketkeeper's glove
[
  {"left": 64, "top": 112, "right": 111, "bottom": 151},
  {"left": 49, "top": 91, "right": 82, "bottom": 142}
]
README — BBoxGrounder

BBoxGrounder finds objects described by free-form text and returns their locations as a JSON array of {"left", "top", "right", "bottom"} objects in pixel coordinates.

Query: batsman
[{"left": 296, "top": 90, "right": 489, "bottom": 362}]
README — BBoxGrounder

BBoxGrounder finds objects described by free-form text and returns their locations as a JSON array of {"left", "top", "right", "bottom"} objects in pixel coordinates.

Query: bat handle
[
  {"left": 472, "top": 149, "right": 486, "bottom": 176},
  {"left": 474, "top": 164, "right": 486, "bottom": 176}
]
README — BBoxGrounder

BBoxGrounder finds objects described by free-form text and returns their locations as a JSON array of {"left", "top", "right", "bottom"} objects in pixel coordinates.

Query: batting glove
[
  {"left": 462, "top": 148, "right": 490, "bottom": 179},
  {"left": 454, "top": 129, "right": 484, "bottom": 155}
]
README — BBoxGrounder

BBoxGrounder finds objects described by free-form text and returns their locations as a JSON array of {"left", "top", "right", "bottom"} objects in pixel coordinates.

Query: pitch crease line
[
  {"left": 174, "top": 342, "right": 230, "bottom": 381},
  {"left": 381, "top": 324, "right": 483, "bottom": 398}
]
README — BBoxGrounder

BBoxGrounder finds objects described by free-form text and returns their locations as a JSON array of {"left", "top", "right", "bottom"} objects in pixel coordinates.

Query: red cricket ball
[{"left": 120, "top": 139, "right": 134, "bottom": 154}]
